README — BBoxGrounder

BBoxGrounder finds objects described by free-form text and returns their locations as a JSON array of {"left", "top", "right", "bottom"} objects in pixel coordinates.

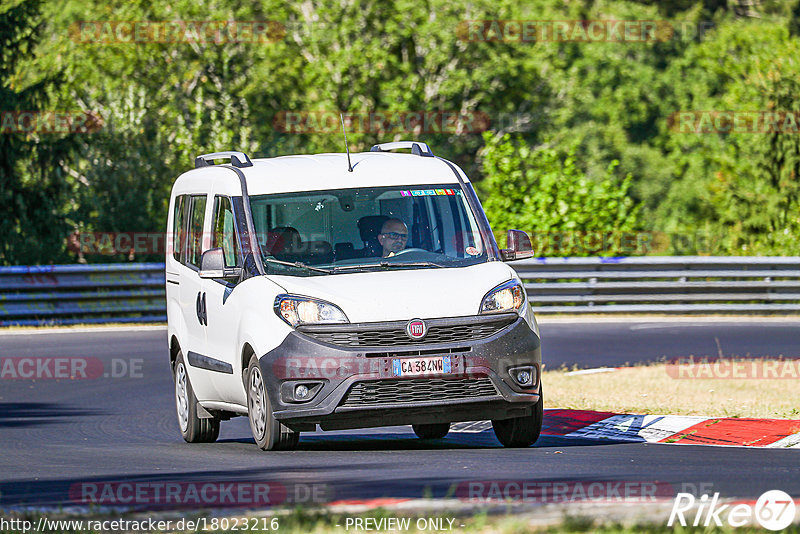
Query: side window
[
  {"left": 211, "top": 196, "right": 240, "bottom": 268},
  {"left": 172, "top": 195, "right": 187, "bottom": 262},
  {"left": 186, "top": 195, "right": 207, "bottom": 267}
]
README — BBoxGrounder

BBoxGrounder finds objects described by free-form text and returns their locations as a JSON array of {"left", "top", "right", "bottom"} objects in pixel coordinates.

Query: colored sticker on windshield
[
  {"left": 400, "top": 189, "right": 459, "bottom": 197},
  {"left": 466, "top": 246, "right": 480, "bottom": 256}
]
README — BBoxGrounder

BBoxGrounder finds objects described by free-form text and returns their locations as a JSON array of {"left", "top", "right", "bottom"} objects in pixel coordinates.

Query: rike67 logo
[{"left": 669, "top": 490, "right": 796, "bottom": 530}]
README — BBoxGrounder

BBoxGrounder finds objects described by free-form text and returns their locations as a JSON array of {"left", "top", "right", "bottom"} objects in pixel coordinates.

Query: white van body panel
[
  {"left": 221, "top": 274, "right": 291, "bottom": 405},
  {"left": 195, "top": 262, "right": 532, "bottom": 405},
  {"left": 244, "top": 152, "right": 470, "bottom": 195},
  {"left": 170, "top": 167, "right": 220, "bottom": 196},
  {"left": 270, "top": 262, "right": 515, "bottom": 323}
]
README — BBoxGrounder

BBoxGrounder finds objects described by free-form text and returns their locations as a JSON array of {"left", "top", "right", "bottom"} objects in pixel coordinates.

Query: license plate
[{"left": 392, "top": 356, "right": 452, "bottom": 377}]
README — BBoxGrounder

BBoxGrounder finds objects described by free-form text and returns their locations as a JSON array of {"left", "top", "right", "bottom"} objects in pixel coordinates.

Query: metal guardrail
[
  {"left": 0, "top": 263, "right": 165, "bottom": 326},
  {"left": 1, "top": 257, "right": 799, "bottom": 325},
  {"left": 514, "top": 256, "right": 800, "bottom": 313}
]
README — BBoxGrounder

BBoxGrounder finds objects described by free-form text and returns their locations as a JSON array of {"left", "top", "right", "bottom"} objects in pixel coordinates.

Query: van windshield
[{"left": 249, "top": 185, "right": 488, "bottom": 276}]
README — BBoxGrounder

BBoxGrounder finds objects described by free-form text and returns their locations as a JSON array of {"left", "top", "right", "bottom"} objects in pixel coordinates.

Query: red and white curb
[{"left": 451, "top": 409, "right": 800, "bottom": 448}]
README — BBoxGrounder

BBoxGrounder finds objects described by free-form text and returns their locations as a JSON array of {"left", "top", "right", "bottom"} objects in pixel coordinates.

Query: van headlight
[
  {"left": 274, "top": 295, "right": 349, "bottom": 327},
  {"left": 479, "top": 280, "right": 526, "bottom": 315}
]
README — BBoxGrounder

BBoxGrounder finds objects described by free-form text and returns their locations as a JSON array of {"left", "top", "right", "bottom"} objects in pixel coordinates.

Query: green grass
[{"left": 544, "top": 360, "right": 800, "bottom": 419}]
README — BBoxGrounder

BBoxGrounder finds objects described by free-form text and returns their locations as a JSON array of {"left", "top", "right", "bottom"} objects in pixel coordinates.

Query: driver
[{"left": 377, "top": 218, "right": 409, "bottom": 257}]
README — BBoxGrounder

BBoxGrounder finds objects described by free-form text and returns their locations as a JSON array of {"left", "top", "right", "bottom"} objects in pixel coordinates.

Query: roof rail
[
  {"left": 370, "top": 141, "right": 434, "bottom": 158},
  {"left": 194, "top": 151, "right": 253, "bottom": 169}
]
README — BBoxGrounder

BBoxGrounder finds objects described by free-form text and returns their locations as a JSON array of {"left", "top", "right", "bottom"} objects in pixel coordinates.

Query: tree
[
  {"left": 0, "top": 0, "right": 76, "bottom": 265},
  {"left": 658, "top": 17, "right": 800, "bottom": 254},
  {"left": 253, "top": 0, "right": 546, "bottom": 176},
  {"left": 478, "top": 133, "right": 643, "bottom": 256},
  {"left": 33, "top": 0, "right": 268, "bottom": 261},
  {"left": 7, "top": 0, "right": 800, "bottom": 263}
]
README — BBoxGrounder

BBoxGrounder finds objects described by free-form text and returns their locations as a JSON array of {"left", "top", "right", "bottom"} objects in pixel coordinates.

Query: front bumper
[{"left": 259, "top": 313, "right": 541, "bottom": 431}]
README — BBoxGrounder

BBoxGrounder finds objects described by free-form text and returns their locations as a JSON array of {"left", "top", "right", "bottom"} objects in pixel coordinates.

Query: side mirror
[
  {"left": 500, "top": 229, "right": 535, "bottom": 262},
  {"left": 199, "top": 248, "right": 243, "bottom": 280}
]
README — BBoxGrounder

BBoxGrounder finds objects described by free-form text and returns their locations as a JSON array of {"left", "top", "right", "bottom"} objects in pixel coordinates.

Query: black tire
[
  {"left": 412, "top": 423, "right": 450, "bottom": 439},
  {"left": 246, "top": 355, "right": 299, "bottom": 451},
  {"left": 174, "top": 351, "right": 220, "bottom": 443},
  {"left": 492, "top": 390, "right": 543, "bottom": 448}
]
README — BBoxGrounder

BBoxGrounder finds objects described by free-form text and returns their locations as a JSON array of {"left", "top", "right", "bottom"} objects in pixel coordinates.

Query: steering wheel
[{"left": 393, "top": 248, "right": 427, "bottom": 256}]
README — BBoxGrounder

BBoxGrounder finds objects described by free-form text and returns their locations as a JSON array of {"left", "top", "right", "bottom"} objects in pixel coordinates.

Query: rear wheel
[
  {"left": 246, "top": 355, "right": 299, "bottom": 451},
  {"left": 174, "top": 351, "right": 220, "bottom": 443},
  {"left": 492, "top": 390, "right": 543, "bottom": 448},
  {"left": 412, "top": 423, "right": 450, "bottom": 439}
]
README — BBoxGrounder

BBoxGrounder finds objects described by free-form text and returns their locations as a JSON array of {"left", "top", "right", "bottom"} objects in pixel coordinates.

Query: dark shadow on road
[
  {"left": 0, "top": 402, "right": 103, "bottom": 428},
  {"left": 218, "top": 431, "right": 629, "bottom": 451},
  {"left": 0, "top": 464, "right": 675, "bottom": 510}
]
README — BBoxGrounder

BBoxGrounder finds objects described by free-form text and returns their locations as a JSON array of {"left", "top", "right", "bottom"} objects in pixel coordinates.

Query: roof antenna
[{"left": 340, "top": 113, "right": 353, "bottom": 172}]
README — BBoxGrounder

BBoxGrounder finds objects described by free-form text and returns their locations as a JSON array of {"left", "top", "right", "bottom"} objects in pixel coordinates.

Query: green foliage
[
  {"left": 252, "top": 0, "right": 543, "bottom": 174},
  {"left": 658, "top": 18, "right": 800, "bottom": 253},
  {"left": 479, "top": 133, "right": 641, "bottom": 256},
  {"left": 0, "top": 0, "right": 77, "bottom": 265},
  {"left": 2, "top": 0, "right": 800, "bottom": 263}
]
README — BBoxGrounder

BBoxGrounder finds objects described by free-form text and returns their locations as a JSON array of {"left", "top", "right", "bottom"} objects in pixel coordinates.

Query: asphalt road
[
  {"left": 0, "top": 320, "right": 798, "bottom": 511},
  {"left": 539, "top": 318, "right": 800, "bottom": 368}
]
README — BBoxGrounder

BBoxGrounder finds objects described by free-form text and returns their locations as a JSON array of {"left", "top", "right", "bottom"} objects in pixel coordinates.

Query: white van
[{"left": 166, "top": 142, "right": 542, "bottom": 450}]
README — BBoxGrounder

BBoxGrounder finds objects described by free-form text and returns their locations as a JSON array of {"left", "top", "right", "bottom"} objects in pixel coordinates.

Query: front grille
[
  {"left": 340, "top": 377, "right": 498, "bottom": 407},
  {"left": 299, "top": 314, "right": 516, "bottom": 347}
]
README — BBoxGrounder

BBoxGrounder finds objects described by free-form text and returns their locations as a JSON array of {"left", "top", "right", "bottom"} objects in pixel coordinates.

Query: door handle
[{"left": 196, "top": 291, "right": 207, "bottom": 326}]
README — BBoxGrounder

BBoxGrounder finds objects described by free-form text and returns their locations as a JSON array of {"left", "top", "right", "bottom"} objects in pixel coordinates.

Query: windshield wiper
[
  {"left": 263, "top": 257, "right": 333, "bottom": 274},
  {"left": 333, "top": 261, "right": 444, "bottom": 273}
]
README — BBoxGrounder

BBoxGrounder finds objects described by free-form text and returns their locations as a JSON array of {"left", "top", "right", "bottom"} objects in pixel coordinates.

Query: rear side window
[
  {"left": 172, "top": 195, "right": 187, "bottom": 261},
  {"left": 186, "top": 195, "right": 207, "bottom": 267},
  {"left": 211, "top": 196, "right": 240, "bottom": 268}
]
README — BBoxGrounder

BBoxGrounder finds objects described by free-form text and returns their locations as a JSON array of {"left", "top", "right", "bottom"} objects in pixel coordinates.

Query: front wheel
[
  {"left": 246, "top": 355, "right": 299, "bottom": 451},
  {"left": 492, "top": 390, "right": 543, "bottom": 448},
  {"left": 174, "top": 351, "right": 220, "bottom": 443},
  {"left": 412, "top": 422, "right": 450, "bottom": 439}
]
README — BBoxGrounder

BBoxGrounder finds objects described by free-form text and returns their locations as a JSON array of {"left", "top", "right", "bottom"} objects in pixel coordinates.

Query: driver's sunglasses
[{"left": 381, "top": 232, "right": 408, "bottom": 240}]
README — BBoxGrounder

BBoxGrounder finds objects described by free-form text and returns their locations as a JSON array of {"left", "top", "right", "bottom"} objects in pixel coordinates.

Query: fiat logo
[{"left": 406, "top": 319, "right": 427, "bottom": 340}]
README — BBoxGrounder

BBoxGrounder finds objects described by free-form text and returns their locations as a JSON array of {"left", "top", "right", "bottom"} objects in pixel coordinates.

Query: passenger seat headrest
[{"left": 357, "top": 215, "right": 390, "bottom": 243}]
